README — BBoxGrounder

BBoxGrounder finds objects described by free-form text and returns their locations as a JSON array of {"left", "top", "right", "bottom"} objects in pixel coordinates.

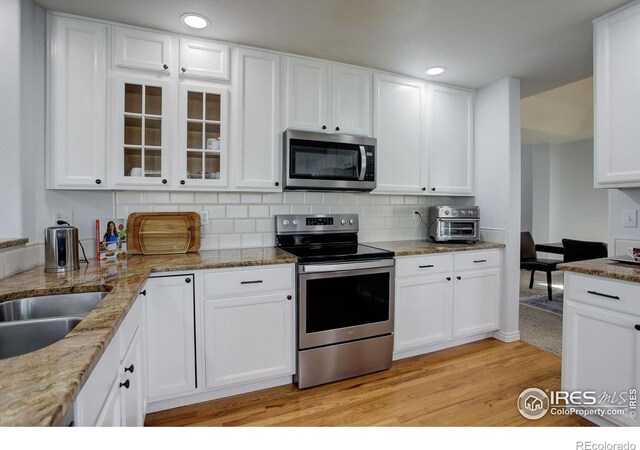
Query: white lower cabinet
[
  {"left": 394, "top": 250, "right": 501, "bottom": 360},
  {"left": 562, "top": 273, "right": 640, "bottom": 427},
  {"left": 74, "top": 291, "right": 145, "bottom": 426}
]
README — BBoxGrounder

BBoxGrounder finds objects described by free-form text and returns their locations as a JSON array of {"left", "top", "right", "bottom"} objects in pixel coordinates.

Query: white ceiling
[{"left": 35, "top": 0, "right": 628, "bottom": 98}]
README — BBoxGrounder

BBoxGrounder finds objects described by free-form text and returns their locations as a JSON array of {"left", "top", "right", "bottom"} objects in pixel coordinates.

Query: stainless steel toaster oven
[{"left": 428, "top": 206, "right": 480, "bottom": 243}]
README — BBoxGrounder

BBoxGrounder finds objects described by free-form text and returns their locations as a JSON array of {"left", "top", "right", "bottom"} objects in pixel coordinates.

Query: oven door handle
[
  {"left": 299, "top": 259, "right": 394, "bottom": 274},
  {"left": 358, "top": 145, "right": 367, "bottom": 181}
]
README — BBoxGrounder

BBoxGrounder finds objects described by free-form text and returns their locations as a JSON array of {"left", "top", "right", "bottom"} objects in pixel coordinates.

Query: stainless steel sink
[
  {"left": 0, "top": 317, "right": 82, "bottom": 360},
  {"left": 0, "top": 292, "right": 107, "bottom": 322}
]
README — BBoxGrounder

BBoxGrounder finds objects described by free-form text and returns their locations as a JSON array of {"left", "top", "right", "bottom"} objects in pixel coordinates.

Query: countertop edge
[{"left": 0, "top": 238, "right": 29, "bottom": 250}]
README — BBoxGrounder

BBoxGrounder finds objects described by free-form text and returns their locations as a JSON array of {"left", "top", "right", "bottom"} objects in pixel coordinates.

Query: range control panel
[{"left": 276, "top": 214, "right": 359, "bottom": 234}]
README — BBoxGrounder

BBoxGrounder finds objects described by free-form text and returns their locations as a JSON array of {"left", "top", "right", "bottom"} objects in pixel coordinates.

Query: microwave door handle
[{"left": 359, "top": 145, "right": 367, "bottom": 181}]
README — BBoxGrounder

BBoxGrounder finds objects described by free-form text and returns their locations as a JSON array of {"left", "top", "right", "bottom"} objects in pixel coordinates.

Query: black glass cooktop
[{"left": 279, "top": 242, "right": 394, "bottom": 263}]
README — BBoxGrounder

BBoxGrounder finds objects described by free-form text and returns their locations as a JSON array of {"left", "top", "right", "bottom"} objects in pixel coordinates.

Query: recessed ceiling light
[
  {"left": 426, "top": 66, "right": 446, "bottom": 76},
  {"left": 181, "top": 13, "right": 209, "bottom": 29}
]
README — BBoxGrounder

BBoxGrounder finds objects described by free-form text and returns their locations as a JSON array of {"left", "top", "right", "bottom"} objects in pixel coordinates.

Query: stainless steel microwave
[{"left": 283, "top": 130, "right": 376, "bottom": 191}]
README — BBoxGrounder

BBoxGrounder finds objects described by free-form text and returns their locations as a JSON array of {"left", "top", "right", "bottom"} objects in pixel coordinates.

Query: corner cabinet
[
  {"left": 47, "top": 15, "right": 109, "bottom": 189},
  {"left": 427, "top": 85, "right": 474, "bottom": 196},
  {"left": 594, "top": 2, "right": 640, "bottom": 188}
]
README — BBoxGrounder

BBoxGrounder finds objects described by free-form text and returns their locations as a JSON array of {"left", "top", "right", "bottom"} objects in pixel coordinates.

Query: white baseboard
[
  {"left": 393, "top": 331, "right": 495, "bottom": 361},
  {"left": 493, "top": 330, "right": 520, "bottom": 343}
]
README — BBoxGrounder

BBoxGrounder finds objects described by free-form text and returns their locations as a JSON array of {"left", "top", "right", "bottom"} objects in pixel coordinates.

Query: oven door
[
  {"left": 298, "top": 259, "right": 394, "bottom": 350},
  {"left": 436, "top": 219, "right": 479, "bottom": 241}
]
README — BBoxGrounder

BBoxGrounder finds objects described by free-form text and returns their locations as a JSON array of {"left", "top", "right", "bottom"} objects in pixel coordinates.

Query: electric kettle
[{"left": 44, "top": 225, "right": 80, "bottom": 273}]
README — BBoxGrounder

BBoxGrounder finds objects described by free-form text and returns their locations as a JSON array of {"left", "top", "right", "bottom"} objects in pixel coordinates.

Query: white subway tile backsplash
[
  {"left": 356, "top": 195, "right": 374, "bottom": 205},
  {"left": 209, "top": 219, "right": 235, "bottom": 234},
  {"left": 241, "top": 234, "right": 263, "bottom": 248},
  {"left": 284, "top": 192, "right": 304, "bottom": 204},
  {"left": 152, "top": 205, "right": 180, "bottom": 212},
  {"left": 24, "top": 245, "right": 40, "bottom": 270},
  {"left": 219, "top": 193, "right": 241, "bottom": 204},
  {"left": 329, "top": 204, "right": 350, "bottom": 213},
  {"left": 127, "top": 205, "right": 153, "bottom": 214},
  {"left": 373, "top": 195, "right": 390, "bottom": 205},
  {"left": 361, "top": 217, "right": 385, "bottom": 230},
  {"left": 262, "top": 233, "right": 276, "bottom": 247},
  {"left": 145, "top": 192, "right": 170, "bottom": 203},
  {"left": 304, "top": 192, "right": 323, "bottom": 204},
  {"left": 341, "top": 193, "right": 357, "bottom": 205},
  {"left": 262, "top": 193, "right": 284, "bottom": 204},
  {"left": 234, "top": 219, "right": 256, "bottom": 233},
  {"left": 116, "top": 191, "right": 144, "bottom": 204},
  {"left": 226, "top": 205, "right": 248, "bottom": 218},
  {"left": 4, "top": 249, "right": 25, "bottom": 276},
  {"left": 388, "top": 229, "right": 405, "bottom": 241},
  {"left": 179, "top": 205, "right": 201, "bottom": 212},
  {"left": 256, "top": 219, "right": 275, "bottom": 233},
  {"left": 195, "top": 192, "right": 218, "bottom": 204},
  {"left": 200, "top": 234, "right": 220, "bottom": 250},
  {"left": 206, "top": 205, "right": 226, "bottom": 218},
  {"left": 249, "top": 205, "right": 270, "bottom": 218},
  {"left": 270, "top": 205, "right": 291, "bottom": 215},
  {"left": 310, "top": 204, "right": 331, "bottom": 214},
  {"left": 323, "top": 193, "right": 341, "bottom": 204},
  {"left": 219, "top": 234, "right": 241, "bottom": 249},
  {"left": 404, "top": 196, "right": 420, "bottom": 205},
  {"left": 389, "top": 196, "right": 404, "bottom": 205},
  {"left": 241, "top": 193, "right": 262, "bottom": 204},
  {"left": 170, "top": 192, "right": 195, "bottom": 204},
  {"left": 360, "top": 205, "right": 379, "bottom": 216},
  {"left": 116, "top": 205, "right": 127, "bottom": 220},
  {"left": 291, "top": 205, "right": 311, "bottom": 214},
  {"left": 378, "top": 206, "right": 395, "bottom": 217}
]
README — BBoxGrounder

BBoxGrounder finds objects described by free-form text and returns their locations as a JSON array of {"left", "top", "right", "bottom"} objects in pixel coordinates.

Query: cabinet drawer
[
  {"left": 565, "top": 273, "right": 640, "bottom": 317},
  {"left": 395, "top": 254, "right": 452, "bottom": 278},
  {"left": 453, "top": 250, "right": 500, "bottom": 272},
  {"left": 204, "top": 265, "right": 294, "bottom": 298}
]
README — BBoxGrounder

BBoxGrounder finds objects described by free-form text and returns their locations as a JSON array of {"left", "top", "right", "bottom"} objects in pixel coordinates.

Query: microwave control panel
[{"left": 364, "top": 151, "right": 375, "bottom": 181}]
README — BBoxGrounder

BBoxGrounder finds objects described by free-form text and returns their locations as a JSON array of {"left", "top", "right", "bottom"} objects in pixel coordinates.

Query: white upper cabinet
[
  {"left": 48, "top": 15, "right": 108, "bottom": 189},
  {"left": 179, "top": 38, "right": 230, "bottom": 80},
  {"left": 113, "top": 26, "right": 173, "bottom": 74},
  {"left": 594, "top": 2, "right": 640, "bottom": 188},
  {"left": 331, "top": 64, "right": 372, "bottom": 136},
  {"left": 232, "top": 48, "right": 282, "bottom": 190},
  {"left": 373, "top": 73, "right": 426, "bottom": 194},
  {"left": 427, "top": 85, "right": 474, "bottom": 195},
  {"left": 285, "top": 57, "right": 329, "bottom": 132},
  {"left": 285, "top": 57, "right": 372, "bottom": 136}
]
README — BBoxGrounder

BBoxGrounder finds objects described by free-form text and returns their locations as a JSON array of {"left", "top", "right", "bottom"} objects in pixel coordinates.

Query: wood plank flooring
[{"left": 144, "top": 339, "right": 593, "bottom": 427}]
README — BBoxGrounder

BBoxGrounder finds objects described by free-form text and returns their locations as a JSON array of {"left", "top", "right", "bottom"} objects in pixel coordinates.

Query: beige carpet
[{"left": 519, "top": 270, "right": 564, "bottom": 355}]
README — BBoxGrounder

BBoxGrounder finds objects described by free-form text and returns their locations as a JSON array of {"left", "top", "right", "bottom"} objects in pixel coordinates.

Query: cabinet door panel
[
  {"left": 113, "top": 26, "right": 172, "bottom": 74},
  {"left": 120, "top": 328, "right": 145, "bottom": 427},
  {"left": 94, "top": 382, "right": 122, "bottom": 427},
  {"left": 48, "top": 16, "right": 108, "bottom": 188},
  {"left": 595, "top": 3, "right": 640, "bottom": 187},
  {"left": 373, "top": 74, "right": 425, "bottom": 194},
  {"left": 562, "top": 301, "right": 640, "bottom": 426},
  {"left": 233, "top": 48, "right": 281, "bottom": 189},
  {"left": 204, "top": 293, "right": 294, "bottom": 389},
  {"left": 180, "top": 38, "right": 229, "bottom": 80},
  {"left": 332, "top": 65, "right": 371, "bottom": 136},
  {"left": 394, "top": 275, "right": 451, "bottom": 352},
  {"left": 427, "top": 85, "right": 474, "bottom": 195},
  {"left": 285, "top": 57, "right": 329, "bottom": 132},
  {"left": 145, "top": 275, "right": 196, "bottom": 400},
  {"left": 452, "top": 269, "right": 500, "bottom": 337}
]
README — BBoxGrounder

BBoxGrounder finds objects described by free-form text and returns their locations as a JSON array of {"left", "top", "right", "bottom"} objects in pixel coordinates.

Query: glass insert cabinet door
[
  {"left": 112, "top": 77, "right": 171, "bottom": 186},
  {"left": 178, "top": 84, "right": 228, "bottom": 187}
]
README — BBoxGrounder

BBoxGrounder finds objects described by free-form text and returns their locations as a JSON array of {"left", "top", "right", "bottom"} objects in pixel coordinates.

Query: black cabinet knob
[
  {"left": 119, "top": 379, "right": 130, "bottom": 389},
  {"left": 181, "top": 67, "right": 186, "bottom": 73},
  {"left": 321, "top": 125, "right": 327, "bottom": 130},
  {"left": 140, "top": 290, "right": 146, "bottom": 296},
  {"left": 287, "top": 295, "right": 292, "bottom": 300},
  {"left": 180, "top": 180, "right": 186, "bottom": 185},
  {"left": 185, "top": 278, "right": 191, "bottom": 283},
  {"left": 456, "top": 276, "right": 461, "bottom": 280},
  {"left": 431, "top": 187, "right": 436, "bottom": 191},
  {"left": 335, "top": 127, "right": 340, "bottom": 131},
  {"left": 275, "top": 182, "right": 280, "bottom": 187},
  {"left": 446, "top": 277, "right": 451, "bottom": 281},
  {"left": 635, "top": 324, "right": 640, "bottom": 331},
  {"left": 421, "top": 187, "right": 426, "bottom": 191},
  {"left": 163, "top": 64, "right": 168, "bottom": 70},
  {"left": 124, "top": 364, "right": 134, "bottom": 373},
  {"left": 95, "top": 179, "right": 102, "bottom": 185},
  {"left": 162, "top": 179, "right": 167, "bottom": 184}
]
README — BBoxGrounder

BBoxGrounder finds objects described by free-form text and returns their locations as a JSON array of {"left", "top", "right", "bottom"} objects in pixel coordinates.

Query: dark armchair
[{"left": 520, "top": 231, "right": 560, "bottom": 301}]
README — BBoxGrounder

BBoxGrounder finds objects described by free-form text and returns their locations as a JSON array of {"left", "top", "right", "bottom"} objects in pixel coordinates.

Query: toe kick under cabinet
[{"left": 393, "top": 250, "right": 501, "bottom": 360}]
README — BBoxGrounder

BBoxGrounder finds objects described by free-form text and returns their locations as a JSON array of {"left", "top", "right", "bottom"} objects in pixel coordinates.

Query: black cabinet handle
[
  {"left": 587, "top": 290, "right": 620, "bottom": 300},
  {"left": 185, "top": 278, "right": 191, "bottom": 283},
  {"left": 335, "top": 126, "right": 340, "bottom": 131},
  {"left": 421, "top": 187, "right": 426, "bottom": 191},
  {"left": 180, "top": 180, "right": 186, "bottom": 185},
  {"left": 456, "top": 276, "right": 461, "bottom": 280},
  {"left": 241, "top": 280, "right": 263, "bottom": 285},
  {"left": 431, "top": 187, "right": 436, "bottom": 191},
  {"left": 181, "top": 67, "right": 186, "bottom": 73},
  {"left": 419, "top": 265, "right": 434, "bottom": 268},
  {"left": 162, "top": 64, "right": 168, "bottom": 70},
  {"left": 140, "top": 290, "right": 146, "bottom": 296},
  {"left": 287, "top": 295, "right": 292, "bottom": 300},
  {"left": 474, "top": 259, "right": 487, "bottom": 263},
  {"left": 446, "top": 277, "right": 451, "bottom": 281},
  {"left": 322, "top": 125, "right": 327, "bottom": 130},
  {"left": 95, "top": 179, "right": 102, "bottom": 185},
  {"left": 162, "top": 179, "right": 167, "bottom": 184},
  {"left": 275, "top": 182, "right": 280, "bottom": 187},
  {"left": 124, "top": 364, "right": 134, "bottom": 373},
  {"left": 119, "top": 379, "right": 130, "bottom": 389},
  {"left": 635, "top": 325, "right": 640, "bottom": 331}
]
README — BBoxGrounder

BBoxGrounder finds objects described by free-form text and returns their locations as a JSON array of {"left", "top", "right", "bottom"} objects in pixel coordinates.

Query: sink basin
[
  {"left": 0, "top": 292, "right": 107, "bottom": 322},
  {"left": 0, "top": 317, "right": 82, "bottom": 360}
]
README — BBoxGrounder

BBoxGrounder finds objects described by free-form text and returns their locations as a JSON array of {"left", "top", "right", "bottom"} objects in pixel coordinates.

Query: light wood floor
[{"left": 145, "top": 339, "right": 593, "bottom": 427}]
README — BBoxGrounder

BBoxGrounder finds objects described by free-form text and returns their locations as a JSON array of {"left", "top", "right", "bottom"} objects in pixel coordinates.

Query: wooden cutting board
[{"left": 127, "top": 212, "right": 201, "bottom": 255}]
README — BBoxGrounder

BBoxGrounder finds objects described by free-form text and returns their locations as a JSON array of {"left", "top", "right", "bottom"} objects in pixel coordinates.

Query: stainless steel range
[{"left": 276, "top": 214, "right": 395, "bottom": 389}]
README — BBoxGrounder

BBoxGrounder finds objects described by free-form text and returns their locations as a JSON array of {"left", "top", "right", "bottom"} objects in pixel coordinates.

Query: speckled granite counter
[
  {"left": 559, "top": 258, "right": 640, "bottom": 283},
  {"left": 0, "top": 248, "right": 296, "bottom": 426},
  {"left": 0, "top": 238, "right": 28, "bottom": 250},
  {"left": 366, "top": 240, "right": 505, "bottom": 257}
]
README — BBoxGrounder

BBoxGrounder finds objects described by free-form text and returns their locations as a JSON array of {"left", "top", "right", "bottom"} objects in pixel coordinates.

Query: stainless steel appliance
[
  {"left": 283, "top": 130, "right": 376, "bottom": 191},
  {"left": 276, "top": 214, "right": 395, "bottom": 389},
  {"left": 44, "top": 225, "right": 80, "bottom": 273},
  {"left": 428, "top": 205, "right": 480, "bottom": 243}
]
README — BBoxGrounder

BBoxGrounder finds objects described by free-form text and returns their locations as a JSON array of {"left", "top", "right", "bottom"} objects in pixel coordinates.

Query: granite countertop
[
  {"left": 366, "top": 240, "right": 505, "bottom": 257},
  {"left": 0, "top": 247, "right": 296, "bottom": 426},
  {"left": 559, "top": 258, "right": 640, "bottom": 283},
  {"left": 0, "top": 238, "right": 28, "bottom": 250}
]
